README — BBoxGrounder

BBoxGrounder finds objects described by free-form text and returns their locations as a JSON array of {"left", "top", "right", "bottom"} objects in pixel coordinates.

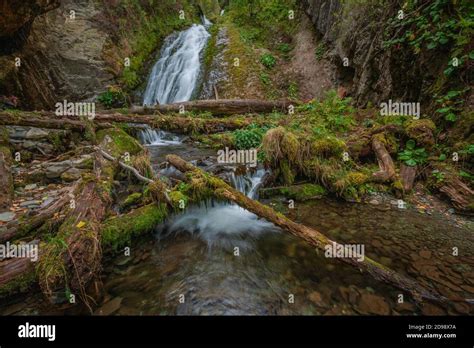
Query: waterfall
[
  {"left": 160, "top": 168, "right": 279, "bottom": 249},
  {"left": 138, "top": 126, "right": 182, "bottom": 146},
  {"left": 143, "top": 17, "right": 212, "bottom": 106}
]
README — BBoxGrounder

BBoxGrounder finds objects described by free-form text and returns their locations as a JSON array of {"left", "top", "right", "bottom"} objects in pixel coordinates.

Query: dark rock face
[
  {"left": 0, "top": 0, "right": 114, "bottom": 109},
  {"left": 0, "top": 0, "right": 60, "bottom": 38},
  {"left": 300, "top": 0, "right": 445, "bottom": 107}
]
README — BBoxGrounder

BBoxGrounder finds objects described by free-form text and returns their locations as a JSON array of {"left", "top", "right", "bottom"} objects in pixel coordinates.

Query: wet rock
[
  {"left": 24, "top": 183, "right": 37, "bottom": 191},
  {"left": 308, "top": 291, "right": 325, "bottom": 307},
  {"left": 25, "top": 128, "right": 49, "bottom": 140},
  {"left": 419, "top": 250, "right": 432, "bottom": 259},
  {"left": 369, "top": 199, "right": 380, "bottom": 205},
  {"left": 421, "top": 303, "right": 445, "bottom": 316},
  {"left": 19, "top": 200, "right": 42, "bottom": 208},
  {"left": 94, "top": 297, "right": 123, "bottom": 316},
  {"left": 453, "top": 301, "right": 472, "bottom": 314},
  {"left": 0, "top": 211, "right": 15, "bottom": 222},
  {"left": 357, "top": 293, "right": 391, "bottom": 315},
  {"left": 60, "top": 168, "right": 82, "bottom": 182},
  {"left": 396, "top": 301, "right": 416, "bottom": 313}
]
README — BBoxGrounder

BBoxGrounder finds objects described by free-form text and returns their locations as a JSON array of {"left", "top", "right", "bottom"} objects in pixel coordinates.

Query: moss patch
[{"left": 101, "top": 204, "right": 168, "bottom": 252}]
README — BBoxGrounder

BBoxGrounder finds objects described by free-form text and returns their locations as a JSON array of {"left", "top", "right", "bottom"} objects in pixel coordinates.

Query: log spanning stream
[
  {"left": 2, "top": 130, "right": 473, "bottom": 315},
  {"left": 1, "top": 18, "right": 473, "bottom": 316}
]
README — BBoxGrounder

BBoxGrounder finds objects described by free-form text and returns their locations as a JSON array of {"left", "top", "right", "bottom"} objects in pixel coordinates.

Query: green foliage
[
  {"left": 287, "top": 81, "right": 298, "bottom": 100},
  {"left": 301, "top": 90, "right": 356, "bottom": 132},
  {"left": 431, "top": 169, "right": 445, "bottom": 184},
  {"left": 315, "top": 42, "right": 326, "bottom": 60},
  {"left": 233, "top": 124, "right": 270, "bottom": 150},
  {"left": 398, "top": 139, "right": 428, "bottom": 166},
  {"left": 434, "top": 88, "right": 469, "bottom": 122},
  {"left": 260, "top": 53, "right": 277, "bottom": 69},
  {"left": 227, "top": 0, "right": 298, "bottom": 46},
  {"left": 383, "top": 0, "right": 473, "bottom": 54},
  {"left": 98, "top": 87, "right": 128, "bottom": 109}
]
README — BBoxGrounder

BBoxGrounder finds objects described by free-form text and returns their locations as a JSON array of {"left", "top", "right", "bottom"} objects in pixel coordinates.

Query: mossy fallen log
[
  {"left": 259, "top": 184, "right": 326, "bottom": 201},
  {"left": 101, "top": 204, "right": 168, "bottom": 252},
  {"left": 0, "top": 111, "right": 256, "bottom": 134},
  {"left": 166, "top": 154, "right": 444, "bottom": 303},
  {"left": 125, "top": 99, "right": 296, "bottom": 116}
]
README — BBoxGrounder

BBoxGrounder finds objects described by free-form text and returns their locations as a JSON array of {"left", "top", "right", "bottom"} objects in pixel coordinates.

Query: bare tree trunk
[
  {"left": 166, "top": 154, "right": 443, "bottom": 302},
  {"left": 400, "top": 164, "right": 417, "bottom": 192}
]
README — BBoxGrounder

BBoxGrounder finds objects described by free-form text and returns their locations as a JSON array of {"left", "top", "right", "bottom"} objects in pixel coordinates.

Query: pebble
[
  {"left": 0, "top": 211, "right": 15, "bottom": 222},
  {"left": 94, "top": 297, "right": 123, "bottom": 316},
  {"left": 357, "top": 293, "right": 391, "bottom": 315},
  {"left": 19, "top": 200, "right": 42, "bottom": 208},
  {"left": 24, "top": 184, "right": 37, "bottom": 191}
]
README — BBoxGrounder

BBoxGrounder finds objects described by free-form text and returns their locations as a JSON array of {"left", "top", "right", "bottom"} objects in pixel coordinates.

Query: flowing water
[
  {"left": 2, "top": 14, "right": 473, "bottom": 316},
  {"left": 142, "top": 18, "right": 211, "bottom": 105}
]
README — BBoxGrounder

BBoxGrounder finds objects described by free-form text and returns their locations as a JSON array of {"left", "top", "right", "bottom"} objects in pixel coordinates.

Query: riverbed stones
[
  {"left": 94, "top": 297, "right": 122, "bottom": 316},
  {"left": 357, "top": 293, "right": 391, "bottom": 315},
  {"left": 0, "top": 211, "right": 15, "bottom": 222}
]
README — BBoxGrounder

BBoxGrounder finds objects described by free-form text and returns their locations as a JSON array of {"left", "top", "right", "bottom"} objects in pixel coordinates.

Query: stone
[
  {"left": 421, "top": 303, "right": 445, "bottom": 316},
  {"left": 0, "top": 211, "right": 15, "bottom": 222},
  {"left": 24, "top": 184, "right": 37, "bottom": 191},
  {"left": 94, "top": 297, "right": 123, "bottom": 316},
  {"left": 19, "top": 200, "right": 42, "bottom": 208},
  {"left": 308, "top": 291, "right": 325, "bottom": 307},
  {"left": 369, "top": 199, "right": 380, "bottom": 205},
  {"left": 357, "top": 293, "right": 391, "bottom": 315},
  {"left": 25, "top": 128, "right": 49, "bottom": 140},
  {"left": 419, "top": 250, "right": 432, "bottom": 259},
  {"left": 60, "top": 168, "right": 82, "bottom": 182}
]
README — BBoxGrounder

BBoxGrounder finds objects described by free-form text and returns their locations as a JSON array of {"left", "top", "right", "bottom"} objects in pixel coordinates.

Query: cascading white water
[
  {"left": 161, "top": 169, "right": 279, "bottom": 249},
  {"left": 143, "top": 18, "right": 211, "bottom": 106},
  {"left": 138, "top": 126, "right": 182, "bottom": 146}
]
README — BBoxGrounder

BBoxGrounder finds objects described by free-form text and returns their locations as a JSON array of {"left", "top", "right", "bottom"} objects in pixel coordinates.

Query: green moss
[
  {"left": 0, "top": 270, "right": 36, "bottom": 299},
  {"left": 120, "top": 192, "right": 142, "bottom": 210},
  {"left": 101, "top": 204, "right": 168, "bottom": 252},
  {"left": 311, "top": 135, "right": 347, "bottom": 158},
  {"left": 168, "top": 190, "right": 189, "bottom": 209},
  {"left": 96, "top": 127, "right": 143, "bottom": 158},
  {"left": 261, "top": 184, "right": 326, "bottom": 201},
  {"left": 405, "top": 119, "right": 436, "bottom": 147}
]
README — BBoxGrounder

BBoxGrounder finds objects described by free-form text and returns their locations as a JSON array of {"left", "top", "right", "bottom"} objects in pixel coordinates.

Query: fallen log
[
  {"left": 0, "top": 112, "right": 255, "bottom": 134},
  {"left": 37, "top": 150, "right": 113, "bottom": 303},
  {"left": 0, "top": 126, "right": 13, "bottom": 210},
  {"left": 0, "top": 185, "right": 76, "bottom": 244},
  {"left": 128, "top": 99, "right": 295, "bottom": 116},
  {"left": 439, "top": 176, "right": 474, "bottom": 213},
  {"left": 166, "top": 154, "right": 443, "bottom": 302}
]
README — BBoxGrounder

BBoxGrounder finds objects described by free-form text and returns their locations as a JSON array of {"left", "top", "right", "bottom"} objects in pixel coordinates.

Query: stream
[{"left": 1, "top": 17, "right": 473, "bottom": 317}]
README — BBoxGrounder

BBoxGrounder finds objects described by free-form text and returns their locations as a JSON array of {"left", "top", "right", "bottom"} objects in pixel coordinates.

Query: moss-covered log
[
  {"left": 101, "top": 204, "right": 168, "bottom": 252},
  {"left": 124, "top": 99, "right": 296, "bottom": 116},
  {"left": 0, "top": 111, "right": 256, "bottom": 134},
  {"left": 166, "top": 154, "right": 444, "bottom": 303},
  {"left": 0, "top": 126, "right": 13, "bottom": 210}
]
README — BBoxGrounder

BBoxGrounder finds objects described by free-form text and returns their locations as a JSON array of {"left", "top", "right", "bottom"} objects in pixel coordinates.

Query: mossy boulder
[
  {"left": 405, "top": 119, "right": 436, "bottom": 148},
  {"left": 96, "top": 127, "right": 143, "bottom": 158}
]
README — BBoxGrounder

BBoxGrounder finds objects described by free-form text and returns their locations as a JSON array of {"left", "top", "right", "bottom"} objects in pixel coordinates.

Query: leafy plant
[
  {"left": 233, "top": 124, "right": 270, "bottom": 150},
  {"left": 260, "top": 53, "right": 276, "bottom": 69},
  {"left": 98, "top": 87, "right": 128, "bottom": 109},
  {"left": 398, "top": 139, "right": 428, "bottom": 166},
  {"left": 434, "top": 88, "right": 468, "bottom": 122},
  {"left": 431, "top": 169, "right": 445, "bottom": 184},
  {"left": 315, "top": 43, "right": 326, "bottom": 60}
]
